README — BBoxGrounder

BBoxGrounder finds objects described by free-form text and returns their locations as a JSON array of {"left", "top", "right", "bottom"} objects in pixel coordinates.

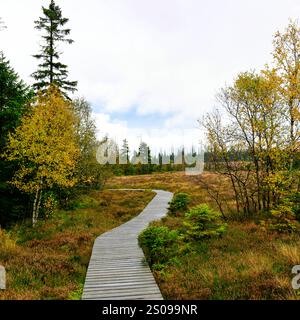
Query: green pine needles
[{"left": 32, "top": 0, "right": 77, "bottom": 98}]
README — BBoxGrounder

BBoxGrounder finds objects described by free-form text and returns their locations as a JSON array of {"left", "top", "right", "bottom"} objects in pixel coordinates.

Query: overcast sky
[{"left": 1, "top": 0, "right": 300, "bottom": 153}]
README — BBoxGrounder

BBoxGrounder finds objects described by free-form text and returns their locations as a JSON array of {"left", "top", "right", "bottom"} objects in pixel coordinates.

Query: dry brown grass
[
  {"left": 108, "top": 172, "right": 235, "bottom": 213},
  {"left": 276, "top": 243, "right": 300, "bottom": 265},
  {"left": 0, "top": 189, "right": 155, "bottom": 300}
]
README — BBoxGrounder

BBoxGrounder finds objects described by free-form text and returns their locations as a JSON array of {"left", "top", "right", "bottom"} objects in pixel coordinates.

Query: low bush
[
  {"left": 139, "top": 203, "right": 227, "bottom": 270},
  {"left": 168, "top": 192, "right": 190, "bottom": 215},
  {"left": 138, "top": 226, "right": 179, "bottom": 268},
  {"left": 261, "top": 202, "right": 300, "bottom": 233},
  {"left": 183, "top": 204, "right": 227, "bottom": 240}
]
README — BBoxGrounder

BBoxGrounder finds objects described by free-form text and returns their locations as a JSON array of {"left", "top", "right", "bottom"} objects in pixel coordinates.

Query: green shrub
[
  {"left": 262, "top": 202, "right": 300, "bottom": 233},
  {"left": 138, "top": 226, "right": 179, "bottom": 267},
  {"left": 183, "top": 204, "right": 227, "bottom": 240},
  {"left": 168, "top": 193, "right": 190, "bottom": 214}
]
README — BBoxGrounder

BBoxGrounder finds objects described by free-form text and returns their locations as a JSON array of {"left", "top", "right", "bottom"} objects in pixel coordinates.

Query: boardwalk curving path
[{"left": 82, "top": 189, "right": 173, "bottom": 300}]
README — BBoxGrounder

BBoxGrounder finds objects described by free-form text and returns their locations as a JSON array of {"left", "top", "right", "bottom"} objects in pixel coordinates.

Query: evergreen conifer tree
[
  {"left": 32, "top": 0, "right": 77, "bottom": 97},
  {"left": 0, "top": 52, "right": 33, "bottom": 226}
]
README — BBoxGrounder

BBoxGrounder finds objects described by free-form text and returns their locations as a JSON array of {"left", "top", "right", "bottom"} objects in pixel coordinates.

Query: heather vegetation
[{"left": 109, "top": 172, "right": 300, "bottom": 299}]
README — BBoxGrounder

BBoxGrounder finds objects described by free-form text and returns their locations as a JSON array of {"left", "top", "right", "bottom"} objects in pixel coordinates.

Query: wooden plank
[{"left": 82, "top": 189, "right": 173, "bottom": 300}]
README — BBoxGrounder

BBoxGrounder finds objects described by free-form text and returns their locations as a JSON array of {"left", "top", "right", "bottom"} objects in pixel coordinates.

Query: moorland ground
[
  {"left": 1, "top": 171, "right": 300, "bottom": 300},
  {"left": 108, "top": 172, "right": 300, "bottom": 300}
]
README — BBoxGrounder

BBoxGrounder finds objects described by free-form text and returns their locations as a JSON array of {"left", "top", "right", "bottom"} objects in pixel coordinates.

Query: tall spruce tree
[{"left": 32, "top": 0, "right": 77, "bottom": 97}]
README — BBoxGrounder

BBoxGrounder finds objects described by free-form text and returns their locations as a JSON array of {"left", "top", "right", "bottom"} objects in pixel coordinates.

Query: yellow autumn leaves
[
  {"left": 3, "top": 85, "right": 80, "bottom": 224},
  {"left": 8, "top": 85, "right": 80, "bottom": 189}
]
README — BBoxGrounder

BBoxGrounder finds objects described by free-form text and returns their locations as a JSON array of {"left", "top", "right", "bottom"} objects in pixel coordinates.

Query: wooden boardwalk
[{"left": 82, "top": 189, "right": 173, "bottom": 300}]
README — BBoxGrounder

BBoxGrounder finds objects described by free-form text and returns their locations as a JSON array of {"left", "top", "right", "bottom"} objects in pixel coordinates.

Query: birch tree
[{"left": 3, "top": 85, "right": 79, "bottom": 225}]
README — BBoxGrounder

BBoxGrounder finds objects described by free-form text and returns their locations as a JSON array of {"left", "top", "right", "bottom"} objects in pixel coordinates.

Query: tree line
[{"left": 109, "top": 139, "right": 196, "bottom": 176}]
